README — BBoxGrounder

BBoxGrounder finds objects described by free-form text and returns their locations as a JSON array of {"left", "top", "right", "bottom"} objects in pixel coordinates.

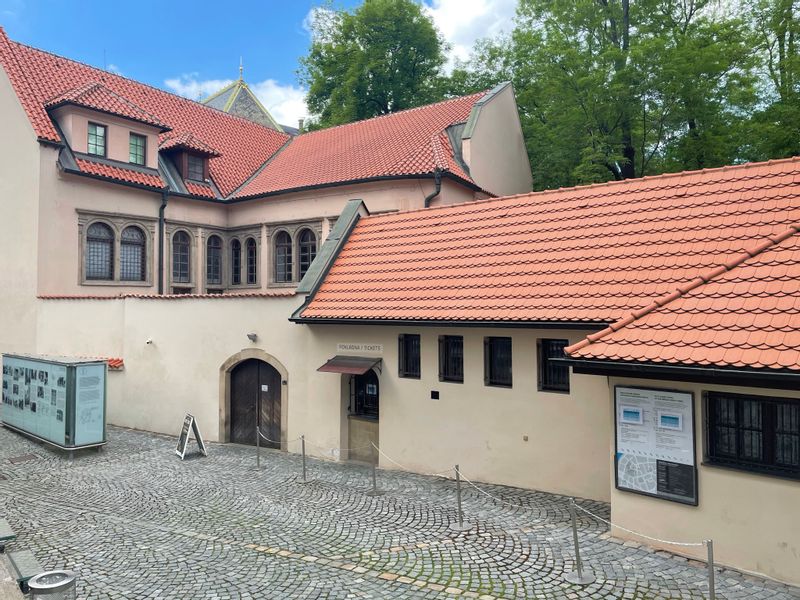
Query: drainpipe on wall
[
  {"left": 424, "top": 169, "right": 442, "bottom": 208},
  {"left": 158, "top": 188, "right": 169, "bottom": 295}
]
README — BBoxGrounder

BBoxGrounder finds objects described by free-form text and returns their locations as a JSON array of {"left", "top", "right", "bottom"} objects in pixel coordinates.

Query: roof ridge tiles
[{"left": 566, "top": 224, "right": 800, "bottom": 354}]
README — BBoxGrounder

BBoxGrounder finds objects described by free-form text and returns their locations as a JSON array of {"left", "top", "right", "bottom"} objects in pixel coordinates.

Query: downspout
[
  {"left": 424, "top": 168, "right": 442, "bottom": 208},
  {"left": 158, "top": 188, "right": 169, "bottom": 295}
]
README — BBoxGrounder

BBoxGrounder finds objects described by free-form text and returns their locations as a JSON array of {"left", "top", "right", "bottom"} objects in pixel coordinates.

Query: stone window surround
[
  {"left": 166, "top": 221, "right": 264, "bottom": 293},
  {"left": 267, "top": 220, "right": 323, "bottom": 287},
  {"left": 77, "top": 210, "right": 155, "bottom": 286}
]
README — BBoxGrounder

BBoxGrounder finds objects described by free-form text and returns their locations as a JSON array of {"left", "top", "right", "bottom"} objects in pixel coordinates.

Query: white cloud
[
  {"left": 422, "top": 0, "right": 516, "bottom": 69},
  {"left": 164, "top": 74, "right": 309, "bottom": 127},
  {"left": 106, "top": 64, "right": 123, "bottom": 76},
  {"left": 303, "top": 6, "right": 337, "bottom": 40}
]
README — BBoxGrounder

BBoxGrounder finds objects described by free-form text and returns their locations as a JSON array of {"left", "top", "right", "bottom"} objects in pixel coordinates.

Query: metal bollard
[
  {"left": 300, "top": 435, "right": 308, "bottom": 483},
  {"left": 565, "top": 498, "right": 596, "bottom": 585},
  {"left": 365, "top": 444, "right": 385, "bottom": 497},
  {"left": 706, "top": 540, "right": 716, "bottom": 600},
  {"left": 28, "top": 570, "right": 77, "bottom": 599},
  {"left": 256, "top": 425, "right": 261, "bottom": 469},
  {"left": 448, "top": 464, "right": 472, "bottom": 532}
]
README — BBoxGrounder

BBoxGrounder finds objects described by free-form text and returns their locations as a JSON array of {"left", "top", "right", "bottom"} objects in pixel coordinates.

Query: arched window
[
  {"left": 298, "top": 229, "right": 317, "bottom": 280},
  {"left": 231, "top": 239, "right": 242, "bottom": 285},
  {"left": 172, "top": 231, "right": 191, "bottom": 284},
  {"left": 206, "top": 235, "right": 222, "bottom": 285},
  {"left": 120, "top": 226, "right": 146, "bottom": 282},
  {"left": 275, "top": 231, "right": 292, "bottom": 283},
  {"left": 246, "top": 238, "right": 257, "bottom": 285},
  {"left": 85, "top": 222, "right": 114, "bottom": 280}
]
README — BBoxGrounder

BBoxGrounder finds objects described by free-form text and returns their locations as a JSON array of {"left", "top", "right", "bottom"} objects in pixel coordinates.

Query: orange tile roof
[
  {"left": 0, "top": 28, "right": 487, "bottom": 200},
  {"left": 0, "top": 28, "right": 288, "bottom": 197},
  {"left": 566, "top": 226, "right": 800, "bottom": 371},
  {"left": 45, "top": 81, "right": 170, "bottom": 131},
  {"left": 299, "top": 158, "right": 800, "bottom": 326},
  {"left": 74, "top": 158, "right": 164, "bottom": 189},
  {"left": 234, "top": 93, "right": 485, "bottom": 197},
  {"left": 184, "top": 181, "right": 217, "bottom": 198}
]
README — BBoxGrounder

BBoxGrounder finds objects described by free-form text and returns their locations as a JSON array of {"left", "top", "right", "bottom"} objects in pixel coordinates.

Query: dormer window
[
  {"left": 187, "top": 154, "right": 205, "bottom": 181},
  {"left": 87, "top": 122, "right": 106, "bottom": 157},
  {"left": 129, "top": 133, "right": 146, "bottom": 165}
]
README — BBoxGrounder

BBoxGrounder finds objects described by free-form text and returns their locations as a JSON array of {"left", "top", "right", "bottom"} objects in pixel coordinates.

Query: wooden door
[{"left": 230, "top": 359, "right": 281, "bottom": 448}]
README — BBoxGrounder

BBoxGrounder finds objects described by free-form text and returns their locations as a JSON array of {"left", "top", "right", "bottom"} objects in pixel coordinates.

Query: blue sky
[{"left": 0, "top": 0, "right": 516, "bottom": 125}]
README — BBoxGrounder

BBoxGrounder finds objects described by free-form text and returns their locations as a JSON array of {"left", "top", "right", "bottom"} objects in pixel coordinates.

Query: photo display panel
[{"left": 615, "top": 386, "right": 697, "bottom": 505}]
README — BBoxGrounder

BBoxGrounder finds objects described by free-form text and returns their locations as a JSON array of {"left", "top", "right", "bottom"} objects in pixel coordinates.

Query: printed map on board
[{"left": 617, "top": 454, "right": 657, "bottom": 494}]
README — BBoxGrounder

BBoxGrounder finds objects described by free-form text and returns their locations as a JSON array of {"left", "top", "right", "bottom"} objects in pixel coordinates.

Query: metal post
[
  {"left": 449, "top": 465, "right": 472, "bottom": 532},
  {"left": 256, "top": 424, "right": 261, "bottom": 469},
  {"left": 565, "top": 498, "right": 595, "bottom": 585},
  {"left": 706, "top": 540, "right": 716, "bottom": 600},
  {"left": 301, "top": 435, "right": 308, "bottom": 483},
  {"left": 365, "top": 443, "right": 385, "bottom": 497}
]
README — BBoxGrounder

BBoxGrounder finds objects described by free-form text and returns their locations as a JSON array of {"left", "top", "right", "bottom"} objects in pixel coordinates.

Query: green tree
[{"left": 300, "top": 0, "right": 446, "bottom": 128}]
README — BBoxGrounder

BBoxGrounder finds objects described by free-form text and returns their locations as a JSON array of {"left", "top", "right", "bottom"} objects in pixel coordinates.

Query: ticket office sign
[{"left": 614, "top": 386, "right": 698, "bottom": 505}]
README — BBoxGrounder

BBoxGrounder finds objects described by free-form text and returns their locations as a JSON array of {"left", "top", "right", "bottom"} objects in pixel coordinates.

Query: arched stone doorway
[{"left": 219, "top": 349, "right": 288, "bottom": 448}]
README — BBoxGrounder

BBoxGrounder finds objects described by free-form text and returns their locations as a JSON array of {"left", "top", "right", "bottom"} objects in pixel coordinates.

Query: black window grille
[
  {"left": 275, "top": 231, "right": 293, "bottom": 283},
  {"left": 539, "top": 339, "right": 569, "bottom": 392},
  {"left": 707, "top": 392, "right": 800, "bottom": 479},
  {"left": 352, "top": 371, "right": 379, "bottom": 419},
  {"left": 87, "top": 122, "right": 106, "bottom": 156},
  {"left": 172, "top": 231, "right": 191, "bottom": 284},
  {"left": 246, "top": 238, "right": 257, "bottom": 284},
  {"left": 187, "top": 154, "right": 204, "bottom": 180},
  {"left": 85, "top": 222, "right": 114, "bottom": 280},
  {"left": 120, "top": 226, "right": 146, "bottom": 281},
  {"left": 129, "top": 133, "right": 146, "bottom": 165},
  {"left": 398, "top": 334, "right": 421, "bottom": 378},
  {"left": 484, "top": 337, "right": 512, "bottom": 387},
  {"left": 438, "top": 336, "right": 463, "bottom": 383},
  {"left": 206, "top": 235, "right": 222, "bottom": 285},
  {"left": 298, "top": 229, "right": 317, "bottom": 280},
  {"left": 231, "top": 239, "right": 242, "bottom": 285}
]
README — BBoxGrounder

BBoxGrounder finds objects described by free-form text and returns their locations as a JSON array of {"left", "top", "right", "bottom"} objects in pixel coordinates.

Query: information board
[
  {"left": 175, "top": 414, "right": 208, "bottom": 460},
  {"left": 614, "top": 386, "right": 697, "bottom": 505}
]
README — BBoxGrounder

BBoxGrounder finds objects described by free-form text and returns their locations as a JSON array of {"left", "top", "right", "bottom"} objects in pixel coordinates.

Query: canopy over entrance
[{"left": 317, "top": 355, "right": 382, "bottom": 375}]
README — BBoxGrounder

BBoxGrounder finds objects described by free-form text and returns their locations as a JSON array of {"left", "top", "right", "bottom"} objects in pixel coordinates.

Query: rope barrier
[
  {"left": 371, "top": 443, "right": 454, "bottom": 478},
  {"left": 573, "top": 503, "right": 706, "bottom": 547},
  {"left": 256, "top": 428, "right": 301, "bottom": 446},
  {"left": 457, "top": 471, "right": 544, "bottom": 518}
]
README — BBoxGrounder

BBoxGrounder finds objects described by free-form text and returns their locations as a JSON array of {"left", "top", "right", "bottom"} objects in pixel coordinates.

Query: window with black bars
[
  {"left": 206, "top": 235, "right": 222, "bottom": 285},
  {"left": 298, "top": 229, "right": 317, "bottom": 280},
  {"left": 398, "top": 334, "right": 421, "bottom": 378},
  {"left": 231, "top": 239, "right": 242, "bottom": 285},
  {"left": 275, "top": 231, "right": 293, "bottom": 283},
  {"left": 172, "top": 232, "right": 191, "bottom": 284},
  {"left": 87, "top": 123, "right": 106, "bottom": 156},
  {"left": 438, "top": 336, "right": 463, "bottom": 383},
  {"left": 120, "top": 226, "right": 146, "bottom": 281},
  {"left": 187, "top": 154, "right": 204, "bottom": 180},
  {"left": 86, "top": 222, "right": 114, "bottom": 280},
  {"left": 538, "top": 339, "right": 570, "bottom": 392},
  {"left": 129, "top": 133, "right": 146, "bottom": 165},
  {"left": 246, "top": 238, "right": 258, "bottom": 284},
  {"left": 707, "top": 392, "right": 800, "bottom": 478},
  {"left": 484, "top": 337, "right": 512, "bottom": 387}
]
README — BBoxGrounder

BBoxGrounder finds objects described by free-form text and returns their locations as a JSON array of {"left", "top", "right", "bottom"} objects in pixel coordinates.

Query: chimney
[{"left": 298, "top": 118, "right": 305, "bottom": 132}]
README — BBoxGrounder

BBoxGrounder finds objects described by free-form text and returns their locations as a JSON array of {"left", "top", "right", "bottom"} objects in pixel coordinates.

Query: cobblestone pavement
[{"left": 0, "top": 426, "right": 797, "bottom": 600}]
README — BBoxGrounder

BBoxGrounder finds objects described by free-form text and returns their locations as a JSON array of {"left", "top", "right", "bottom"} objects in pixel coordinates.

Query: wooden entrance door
[{"left": 230, "top": 359, "right": 281, "bottom": 448}]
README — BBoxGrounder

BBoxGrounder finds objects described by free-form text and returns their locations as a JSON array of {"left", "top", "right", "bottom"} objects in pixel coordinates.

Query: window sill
[
  {"left": 538, "top": 387, "right": 571, "bottom": 395},
  {"left": 701, "top": 459, "right": 800, "bottom": 482},
  {"left": 486, "top": 382, "right": 513, "bottom": 389},
  {"left": 268, "top": 282, "right": 298, "bottom": 289},
  {"left": 81, "top": 280, "right": 152, "bottom": 287},
  {"left": 439, "top": 378, "right": 464, "bottom": 384},
  {"left": 399, "top": 374, "right": 421, "bottom": 380}
]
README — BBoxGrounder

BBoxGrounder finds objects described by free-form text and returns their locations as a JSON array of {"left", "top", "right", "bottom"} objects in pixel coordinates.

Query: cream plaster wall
[
  {"left": 33, "top": 295, "right": 307, "bottom": 442},
  {"left": 52, "top": 106, "right": 161, "bottom": 169},
  {"left": 0, "top": 65, "right": 41, "bottom": 354},
  {"left": 606, "top": 376, "right": 800, "bottom": 585},
  {"left": 303, "top": 324, "right": 611, "bottom": 501},
  {"left": 463, "top": 84, "right": 533, "bottom": 197}
]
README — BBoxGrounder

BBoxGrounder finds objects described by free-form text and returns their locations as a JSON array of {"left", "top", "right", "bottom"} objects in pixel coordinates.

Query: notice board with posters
[{"left": 614, "top": 386, "right": 697, "bottom": 505}]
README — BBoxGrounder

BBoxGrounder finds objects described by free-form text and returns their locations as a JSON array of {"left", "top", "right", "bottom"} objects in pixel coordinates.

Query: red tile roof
[
  {"left": 234, "top": 93, "right": 486, "bottom": 197},
  {"left": 184, "top": 181, "right": 217, "bottom": 198},
  {"left": 45, "top": 82, "right": 170, "bottom": 131},
  {"left": 0, "top": 28, "right": 289, "bottom": 197},
  {"left": 159, "top": 131, "right": 220, "bottom": 157},
  {"left": 567, "top": 226, "right": 800, "bottom": 371},
  {"left": 298, "top": 158, "right": 800, "bottom": 325},
  {"left": 74, "top": 158, "right": 164, "bottom": 189},
  {"left": 106, "top": 358, "right": 125, "bottom": 371}
]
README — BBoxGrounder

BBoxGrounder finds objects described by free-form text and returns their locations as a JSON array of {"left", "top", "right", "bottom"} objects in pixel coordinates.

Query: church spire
[{"left": 239, "top": 57, "right": 243, "bottom": 81}]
